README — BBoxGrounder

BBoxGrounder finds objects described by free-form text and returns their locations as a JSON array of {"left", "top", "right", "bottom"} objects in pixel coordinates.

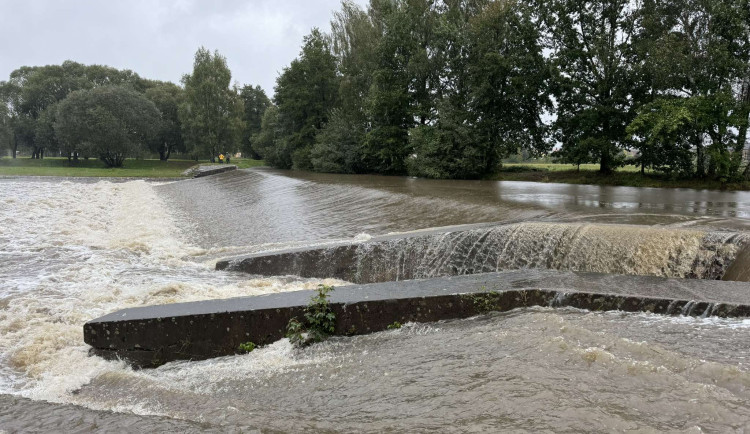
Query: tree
[
  {"left": 310, "top": 0, "right": 381, "bottom": 173},
  {"left": 626, "top": 97, "right": 695, "bottom": 176},
  {"left": 4, "top": 61, "right": 148, "bottom": 159},
  {"left": 543, "top": 0, "right": 639, "bottom": 173},
  {"left": 0, "top": 89, "right": 10, "bottom": 157},
  {"left": 33, "top": 103, "right": 59, "bottom": 158},
  {"left": 466, "top": 0, "right": 552, "bottom": 173},
  {"left": 272, "top": 28, "right": 339, "bottom": 169},
  {"left": 361, "top": 0, "right": 421, "bottom": 174},
  {"left": 55, "top": 86, "right": 160, "bottom": 167},
  {"left": 239, "top": 84, "right": 271, "bottom": 159},
  {"left": 406, "top": 0, "right": 487, "bottom": 179},
  {"left": 0, "top": 81, "right": 21, "bottom": 158},
  {"left": 251, "top": 106, "right": 281, "bottom": 165},
  {"left": 635, "top": 0, "right": 750, "bottom": 179},
  {"left": 145, "top": 82, "right": 186, "bottom": 161},
  {"left": 310, "top": 108, "right": 366, "bottom": 173},
  {"left": 179, "top": 48, "right": 243, "bottom": 161}
]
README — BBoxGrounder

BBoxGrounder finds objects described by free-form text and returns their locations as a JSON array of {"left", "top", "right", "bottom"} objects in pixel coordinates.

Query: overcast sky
[{"left": 0, "top": 0, "right": 368, "bottom": 96}]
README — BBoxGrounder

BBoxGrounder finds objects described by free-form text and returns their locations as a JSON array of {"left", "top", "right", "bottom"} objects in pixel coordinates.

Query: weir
[
  {"left": 84, "top": 269, "right": 750, "bottom": 368},
  {"left": 216, "top": 222, "right": 750, "bottom": 282}
]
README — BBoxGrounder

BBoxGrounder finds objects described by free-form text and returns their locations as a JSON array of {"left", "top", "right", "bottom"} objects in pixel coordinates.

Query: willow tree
[{"left": 179, "top": 48, "right": 243, "bottom": 161}]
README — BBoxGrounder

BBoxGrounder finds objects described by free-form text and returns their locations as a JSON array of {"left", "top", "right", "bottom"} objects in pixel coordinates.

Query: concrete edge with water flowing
[
  {"left": 85, "top": 221, "right": 750, "bottom": 367},
  {"left": 84, "top": 269, "right": 750, "bottom": 368},
  {"left": 216, "top": 221, "right": 750, "bottom": 282}
]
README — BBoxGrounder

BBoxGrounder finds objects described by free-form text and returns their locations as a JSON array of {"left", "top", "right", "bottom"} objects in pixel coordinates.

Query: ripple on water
[{"left": 1, "top": 175, "right": 750, "bottom": 432}]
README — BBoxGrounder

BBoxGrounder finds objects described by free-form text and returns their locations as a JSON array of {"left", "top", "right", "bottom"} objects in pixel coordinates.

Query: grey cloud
[{"left": 0, "top": 0, "right": 368, "bottom": 95}]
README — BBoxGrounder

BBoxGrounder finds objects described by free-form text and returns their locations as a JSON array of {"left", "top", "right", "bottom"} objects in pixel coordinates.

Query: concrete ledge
[
  {"left": 85, "top": 270, "right": 750, "bottom": 368},
  {"left": 191, "top": 165, "right": 237, "bottom": 178},
  {"left": 216, "top": 223, "right": 747, "bottom": 282}
]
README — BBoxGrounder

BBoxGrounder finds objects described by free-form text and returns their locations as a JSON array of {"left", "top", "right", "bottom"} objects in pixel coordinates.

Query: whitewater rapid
[
  {"left": 0, "top": 179, "right": 342, "bottom": 406},
  {"left": 1, "top": 174, "right": 750, "bottom": 432}
]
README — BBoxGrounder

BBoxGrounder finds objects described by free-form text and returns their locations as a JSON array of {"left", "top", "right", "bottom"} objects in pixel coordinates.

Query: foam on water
[
  {"left": 2, "top": 176, "right": 750, "bottom": 431},
  {"left": 0, "top": 179, "right": 341, "bottom": 405}
]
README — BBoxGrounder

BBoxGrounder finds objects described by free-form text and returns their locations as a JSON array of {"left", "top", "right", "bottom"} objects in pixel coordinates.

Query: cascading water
[
  {"left": 346, "top": 222, "right": 749, "bottom": 282},
  {"left": 3, "top": 171, "right": 750, "bottom": 432}
]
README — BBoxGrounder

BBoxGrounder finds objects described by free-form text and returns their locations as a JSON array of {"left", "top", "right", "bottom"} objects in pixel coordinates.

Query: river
[{"left": 1, "top": 168, "right": 750, "bottom": 432}]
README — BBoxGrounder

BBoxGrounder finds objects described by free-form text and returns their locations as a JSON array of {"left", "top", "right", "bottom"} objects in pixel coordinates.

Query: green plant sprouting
[
  {"left": 238, "top": 341, "right": 256, "bottom": 353},
  {"left": 286, "top": 284, "right": 336, "bottom": 347}
]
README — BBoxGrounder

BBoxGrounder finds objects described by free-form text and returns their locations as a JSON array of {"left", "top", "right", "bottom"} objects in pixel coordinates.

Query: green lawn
[
  {"left": 503, "top": 163, "right": 643, "bottom": 173},
  {"left": 0, "top": 157, "right": 266, "bottom": 178},
  {"left": 494, "top": 163, "right": 750, "bottom": 190}
]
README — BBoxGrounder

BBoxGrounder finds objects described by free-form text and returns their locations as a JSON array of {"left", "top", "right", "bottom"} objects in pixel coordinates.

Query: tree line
[
  {"left": 2, "top": 0, "right": 749, "bottom": 180},
  {"left": 0, "top": 52, "right": 270, "bottom": 167},
  {"left": 256, "top": 0, "right": 750, "bottom": 181}
]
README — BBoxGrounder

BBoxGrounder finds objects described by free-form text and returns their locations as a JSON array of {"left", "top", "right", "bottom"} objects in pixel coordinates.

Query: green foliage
[
  {"left": 304, "top": 284, "right": 337, "bottom": 343},
  {"left": 632, "top": 0, "right": 750, "bottom": 180},
  {"left": 311, "top": 108, "right": 366, "bottom": 173},
  {"left": 466, "top": 0, "right": 552, "bottom": 171},
  {"left": 251, "top": 106, "right": 283, "bottom": 166},
  {"left": 2, "top": 61, "right": 150, "bottom": 158},
  {"left": 54, "top": 86, "right": 160, "bottom": 167},
  {"left": 544, "top": 0, "right": 639, "bottom": 174},
  {"left": 145, "top": 82, "right": 186, "bottom": 161},
  {"left": 239, "top": 85, "right": 271, "bottom": 159},
  {"left": 272, "top": 29, "right": 339, "bottom": 169},
  {"left": 286, "top": 284, "right": 337, "bottom": 347},
  {"left": 387, "top": 321, "right": 402, "bottom": 330},
  {"left": 285, "top": 318, "right": 305, "bottom": 347},
  {"left": 179, "top": 48, "right": 243, "bottom": 161},
  {"left": 627, "top": 98, "right": 697, "bottom": 176},
  {"left": 465, "top": 288, "right": 501, "bottom": 314},
  {"left": 238, "top": 341, "right": 256, "bottom": 353}
]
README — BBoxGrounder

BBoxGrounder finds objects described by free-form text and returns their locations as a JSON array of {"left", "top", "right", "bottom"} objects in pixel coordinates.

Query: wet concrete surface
[{"left": 85, "top": 269, "right": 750, "bottom": 368}]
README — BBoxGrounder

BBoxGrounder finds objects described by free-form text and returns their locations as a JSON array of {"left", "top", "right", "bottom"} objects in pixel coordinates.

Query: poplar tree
[{"left": 179, "top": 48, "right": 243, "bottom": 161}]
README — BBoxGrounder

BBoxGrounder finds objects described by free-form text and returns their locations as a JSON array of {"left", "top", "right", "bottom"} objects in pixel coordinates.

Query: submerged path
[{"left": 85, "top": 269, "right": 750, "bottom": 368}]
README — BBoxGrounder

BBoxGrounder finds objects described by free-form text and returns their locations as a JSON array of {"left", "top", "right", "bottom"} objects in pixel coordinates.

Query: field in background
[
  {"left": 502, "top": 163, "right": 643, "bottom": 173},
  {"left": 0, "top": 157, "right": 266, "bottom": 178},
  {"left": 495, "top": 163, "right": 750, "bottom": 190}
]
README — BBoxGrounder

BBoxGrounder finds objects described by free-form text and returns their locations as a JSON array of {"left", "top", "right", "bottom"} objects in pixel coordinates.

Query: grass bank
[
  {"left": 0, "top": 157, "right": 266, "bottom": 178},
  {"left": 494, "top": 163, "right": 750, "bottom": 190}
]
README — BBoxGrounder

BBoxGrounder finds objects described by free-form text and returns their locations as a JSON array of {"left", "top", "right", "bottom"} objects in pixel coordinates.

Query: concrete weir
[
  {"left": 191, "top": 164, "right": 237, "bottom": 178},
  {"left": 85, "top": 270, "right": 750, "bottom": 368},
  {"left": 216, "top": 222, "right": 749, "bottom": 282}
]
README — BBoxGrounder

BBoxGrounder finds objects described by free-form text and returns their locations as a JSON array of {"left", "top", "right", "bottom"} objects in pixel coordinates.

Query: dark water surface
[
  {"left": 2, "top": 171, "right": 750, "bottom": 432},
  {"left": 157, "top": 168, "right": 750, "bottom": 248}
]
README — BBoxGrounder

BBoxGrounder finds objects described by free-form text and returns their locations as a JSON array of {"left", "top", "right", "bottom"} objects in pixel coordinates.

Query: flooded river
[{"left": 1, "top": 168, "right": 750, "bottom": 432}]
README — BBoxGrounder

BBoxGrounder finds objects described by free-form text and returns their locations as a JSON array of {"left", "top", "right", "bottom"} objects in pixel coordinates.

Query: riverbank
[
  {"left": 0, "top": 157, "right": 265, "bottom": 178},
  {"left": 495, "top": 163, "right": 750, "bottom": 190}
]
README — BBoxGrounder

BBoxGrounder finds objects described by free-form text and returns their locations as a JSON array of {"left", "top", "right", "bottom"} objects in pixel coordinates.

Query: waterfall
[
  {"left": 352, "top": 223, "right": 748, "bottom": 282},
  {"left": 223, "top": 222, "right": 750, "bottom": 283}
]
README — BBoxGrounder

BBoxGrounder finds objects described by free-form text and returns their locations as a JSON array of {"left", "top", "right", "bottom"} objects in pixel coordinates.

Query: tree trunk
[
  {"left": 599, "top": 151, "right": 611, "bottom": 174},
  {"left": 695, "top": 133, "right": 705, "bottom": 178},
  {"left": 11, "top": 131, "right": 17, "bottom": 158},
  {"left": 740, "top": 119, "right": 750, "bottom": 179}
]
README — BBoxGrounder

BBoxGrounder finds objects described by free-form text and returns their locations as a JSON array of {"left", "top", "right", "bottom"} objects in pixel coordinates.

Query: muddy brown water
[{"left": 2, "top": 169, "right": 750, "bottom": 432}]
